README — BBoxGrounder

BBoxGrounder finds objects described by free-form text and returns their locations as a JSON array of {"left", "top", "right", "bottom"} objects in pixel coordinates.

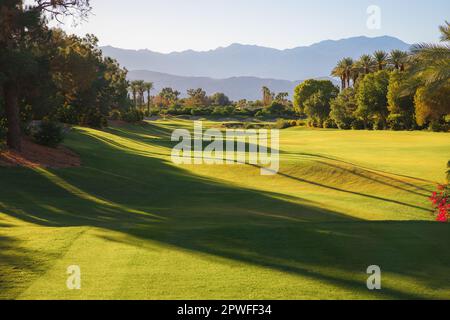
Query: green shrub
[
  {"left": 323, "top": 118, "right": 338, "bottom": 129},
  {"left": 234, "top": 108, "right": 255, "bottom": 117},
  {"left": 121, "top": 109, "right": 144, "bottom": 123},
  {"left": 79, "top": 109, "right": 108, "bottom": 128},
  {"left": 32, "top": 118, "right": 64, "bottom": 148},
  {"left": 109, "top": 109, "right": 121, "bottom": 121},
  {"left": 295, "top": 120, "right": 307, "bottom": 127},
  {"left": 372, "top": 118, "right": 387, "bottom": 131},
  {"left": 149, "top": 107, "right": 161, "bottom": 116},
  {"left": 56, "top": 104, "right": 79, "bottom": 125},
  {"left": 351, "top": 119, "right": 365, "bottom": 130},
  {"left": 307, "top": 118, "right": 320, "bottom": 128},
  {"left": 429, "top": 121, "right": 450, "bottom": 132},
  {"left": 191, "top": 107, "right": 212, "bottom": 116},
  {"left": 265, "top": 102, "right": 287, "bottom": 117},
  {"left": 387, "top": 114, "right": 408, "bottom": 131},
  {"left": 275, "top": 119, "right": 293, "bottom": 129},
  {"left": 166, "top": 104, "right": 184, "bottom": 116},
  {"left": 255, "top": 110, "right": 266, "bottom": 118},
  {"left": 211, "top": 106, "right": 234, "bottom": 117}
]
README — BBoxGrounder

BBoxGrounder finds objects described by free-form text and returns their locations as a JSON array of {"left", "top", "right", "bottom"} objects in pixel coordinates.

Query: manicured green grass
[{"left": 1, "top": 118, "right": 449, "bottom": 299}]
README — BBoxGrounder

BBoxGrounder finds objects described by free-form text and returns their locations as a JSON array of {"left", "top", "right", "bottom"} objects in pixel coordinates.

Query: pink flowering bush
[{"left": 429, "top": 184, "right": 449, "bottom": 222}]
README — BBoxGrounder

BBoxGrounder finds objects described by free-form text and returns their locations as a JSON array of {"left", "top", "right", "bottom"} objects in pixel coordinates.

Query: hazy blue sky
[{"left": 60, "top": 0, "right": 450, "bottom": 52}]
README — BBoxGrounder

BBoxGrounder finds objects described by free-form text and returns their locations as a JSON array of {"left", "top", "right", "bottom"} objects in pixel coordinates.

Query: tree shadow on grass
[{"left": 1, "top": 126, "right": 449, "bottom": 299}]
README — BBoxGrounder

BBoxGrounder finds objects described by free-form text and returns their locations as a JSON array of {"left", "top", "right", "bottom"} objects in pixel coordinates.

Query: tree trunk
[
  {"left": 3, "top": 81, "right": 21, "bottom": 151},
  {"left": 147, "top": 91, "right": 150, "bottom": 114}
]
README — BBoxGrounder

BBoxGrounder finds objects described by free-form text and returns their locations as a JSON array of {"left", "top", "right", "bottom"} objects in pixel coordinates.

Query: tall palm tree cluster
[
  {"left": 129, "top": 80, "right": 154, "bottom": 110},
  {"left": 408, "top": 21, "right": 450, "bottom": 126},
  {"left": 328, "top": 21, "right": 449, "bottom": 130},
  {"left": 332, "top": 49, "right": 409, "bottom": 90}
]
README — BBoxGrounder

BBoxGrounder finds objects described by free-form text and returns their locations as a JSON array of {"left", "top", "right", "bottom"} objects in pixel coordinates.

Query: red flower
[
  {"left": 430, "top": 184, "right": 449, "bottom": 223},
  {"left": 436, "top": 212, "right": 448, "bottom": 222}
]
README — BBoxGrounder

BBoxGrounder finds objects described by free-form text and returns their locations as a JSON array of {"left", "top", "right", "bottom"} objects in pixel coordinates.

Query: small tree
[
  {"left": 356, "top": 70, "right": 390, "bottom": 129},
  {"left": 265, "top": 101, "right": 286, "bottom": 117},
  {"left": 210, "top": 92, "right": 230, "bottom": 106},
  {"left": 387, "top": 71, "right": 419, "bottom": 130},
  {"left": 187, "top": 88, "right": 209, "bottom": 108},
  {"left": 330, "top": 88, "right": 358, "bottom": 129},
  {"left": 304, "top": 91, "right": 331, "bottom": 127},
  {"left": 293, "top": 79, "right": 339, "bottom": 115}
]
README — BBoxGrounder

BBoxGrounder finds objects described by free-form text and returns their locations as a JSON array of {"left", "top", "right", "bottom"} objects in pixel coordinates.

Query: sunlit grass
[{"left": 1, "top": 119, "right": 449, "bottom": 300}]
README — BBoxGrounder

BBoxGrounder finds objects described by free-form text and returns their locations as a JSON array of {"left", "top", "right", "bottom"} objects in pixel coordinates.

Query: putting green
[{"left": 1, "top": 119, "right": 449, "bottom": 299}]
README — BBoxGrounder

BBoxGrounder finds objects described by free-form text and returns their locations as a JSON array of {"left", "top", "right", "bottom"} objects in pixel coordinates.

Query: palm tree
[
  {"left": 439, "top": 20, "right": 450, "bottom": 41},
  {"left": 135, "top": 80, "right": 145, "bottom": 107},
  {"left": 408, "top": 21, "right": 450, "bottom": 125},
  {"left": 143, "top": 82, "right": 154, "bottom": 112},
  {"left": 389, "top": 50, "right": 409, "bottom": 71},
  {"left": 342, "top": 57, "right": 354, "bottom": 88},
  {"left": 410, "top": 21, "right": 450, "bottom": 92},
  {"left": 373, "top": 50, "right": 388, "bottom": 71},
  {"left": 129, "top": 81, "right": 139, "bottom": 107},
  {"left": 262, "top": 86, "right": 272, "bottom": 105},
  {"left": 331, "top": 59, "right": 347, "bottom": 91},
  {"left": 357, "top": 54, "right": 375, "bottom": 74}
]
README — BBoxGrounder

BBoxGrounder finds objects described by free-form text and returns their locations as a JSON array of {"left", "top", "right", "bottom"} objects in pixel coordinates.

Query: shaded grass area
[{"left": 1, "top": 119, "right": 449, "bottom": 299}]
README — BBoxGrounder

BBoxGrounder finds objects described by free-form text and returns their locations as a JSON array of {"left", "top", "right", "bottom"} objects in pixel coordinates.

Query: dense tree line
[
  {"left": 317, "top": 21, "right": 450, "bottom": 131},
  {"left": 0, "top": 0, "right": 130, "bottom": 150},
  {"left": 136, "top": 85, "right": 295, "bottom": 119}
]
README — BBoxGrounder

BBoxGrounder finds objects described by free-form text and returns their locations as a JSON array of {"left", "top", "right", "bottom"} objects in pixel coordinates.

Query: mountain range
[{"left": 102, "top": 35, "right": 411, "bottom": 100}]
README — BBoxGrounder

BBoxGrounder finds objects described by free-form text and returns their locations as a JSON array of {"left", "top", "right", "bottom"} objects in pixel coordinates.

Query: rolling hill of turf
[{"left": 1, "top": 119, "right": 449, "bottom": 299}]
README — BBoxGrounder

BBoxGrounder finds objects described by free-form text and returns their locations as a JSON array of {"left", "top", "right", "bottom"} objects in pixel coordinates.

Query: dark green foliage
[
  {"left": 56, "top": 104, "right": 79, "bottom": 125},
  {"left": 32, "top": 118, "right": 64, "bottom": 148},
  {"left": 210, "top": 93, "right": 230, "bottom": 107},
  {"left": 387, "top": 71, "right": 418, "bottom": 130},
  {"left": 428, "top": 121, "right": 450, "bottom": 132},
  {"left": 372, "top": 118, "right": 386, "bottom": 130},
  {"left": 323, "top": 118, "right": 338, "bottom": 129},
  {"left": 304, "top": 91, "right": 333, "bottom": 127},
  {"left": 79, "top": 109, "right": 108, "bottom": 128},
  {"left": 212, "top": 106, "right": 235, "bottom": 117},
  {"left": 121, "top": 109, "right": 144, "bottom": 123},
  {"left": 387, "top": 113, "right": 412, "bottom": 131},
  {"left": 293, "top": 79, "right": 339, "bottom": 114},
  {"left": 190, "top": 107, "right": 212, "bottom": 116},
  {"left": 356, "top": 70, "right": 390, "bottom": 129},
  {"left": 264, "top": 102, "right": 291, "bottom": 117},
  {"left": 351, "top": 119, "right": 366, "bottom": 130},
  {"left": 109, "top": 109, "right": 121, "bottom": 121},
  {"left": 330, "top": 88, "right": 357, "bottom": 129},
  {"left": 275, "top": 119, "right": 294, "bottom": 129}
]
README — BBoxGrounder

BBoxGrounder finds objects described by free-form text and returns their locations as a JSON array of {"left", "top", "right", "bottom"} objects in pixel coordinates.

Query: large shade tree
[
  {"left": 356, "top": 70, "right": 390, "bottom": 129},
  {"left": 293, "top": 79, "right": 339, "bottom": 114},
  {"left": 0, "top": 0, "right": 91, "bottom": 151}
]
